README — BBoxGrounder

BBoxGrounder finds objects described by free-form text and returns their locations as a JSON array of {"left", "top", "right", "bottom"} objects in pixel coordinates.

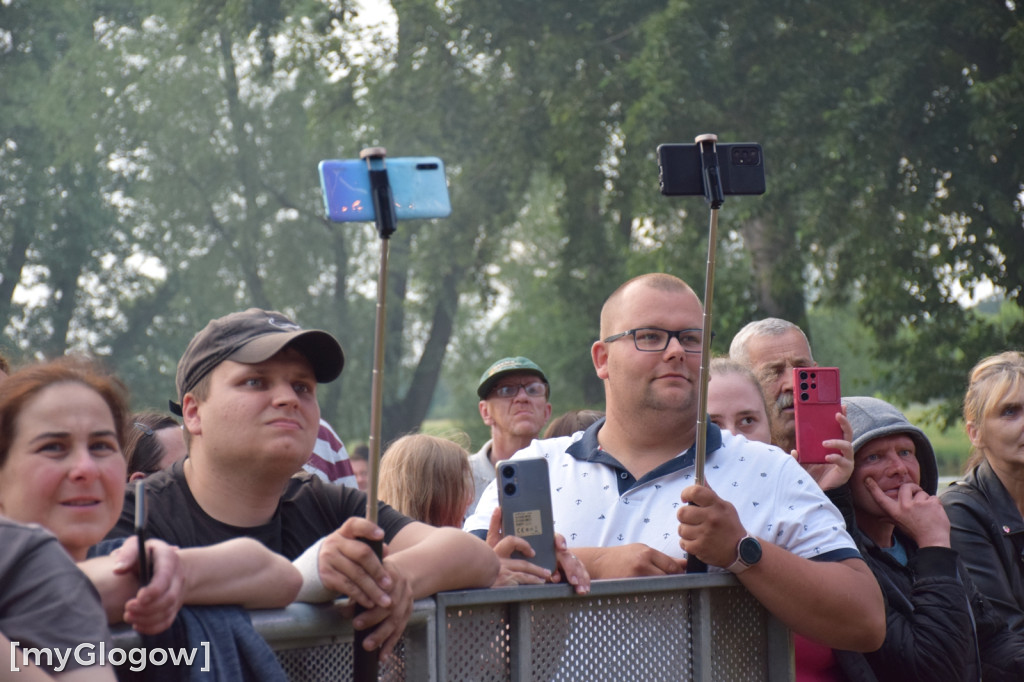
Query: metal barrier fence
[{"left": 112, "top": 573, "right": 793, "bottom": 681}]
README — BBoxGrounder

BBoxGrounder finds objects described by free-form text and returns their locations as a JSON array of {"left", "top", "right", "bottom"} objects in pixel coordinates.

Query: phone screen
[{"left": 319, "top": 157, "right": 452, "bottom": 222}]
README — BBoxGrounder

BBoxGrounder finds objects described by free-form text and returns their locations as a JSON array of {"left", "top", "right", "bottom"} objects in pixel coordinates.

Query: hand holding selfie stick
[
  {"left": 687, "top": 133, "right": 725, "bottom": 575},
  {"left": 356, "top": 146, "right": 394, "bottom": 680}
]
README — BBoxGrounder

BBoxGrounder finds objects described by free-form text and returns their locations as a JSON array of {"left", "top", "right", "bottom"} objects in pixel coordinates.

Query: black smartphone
[
  {"left": 496, "top": 458, "right": 557, "bottom": 573},
  {"left": 793, "top": 367, "right": 844, "bottom": 464},
  {"left": 318, "top": 157, "right": 452, "bottom": 222},
  {"left": 134, "top": 480, "right": 151, "bottom": 585},
  {"left": 657, "top": 142, "right": 766, "bottom": 196}
]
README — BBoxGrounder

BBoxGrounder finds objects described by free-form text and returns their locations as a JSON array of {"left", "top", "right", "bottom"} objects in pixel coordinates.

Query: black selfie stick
[
  {"left": 687, "top": 133, "right": 725, "bottom": 575},
  {"left": 354, "top": 146, "right": 394, "bottom": 681}
]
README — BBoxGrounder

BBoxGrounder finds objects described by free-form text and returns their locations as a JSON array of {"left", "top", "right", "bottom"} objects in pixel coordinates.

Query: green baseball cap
[{"left": 477, "top": 356, "right": 549, "bottom": 399}]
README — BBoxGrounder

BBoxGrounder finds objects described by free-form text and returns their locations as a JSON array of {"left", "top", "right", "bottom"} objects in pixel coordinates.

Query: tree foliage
[{"left": 1, "top": 0, "right": 1021, "bottom": 448}]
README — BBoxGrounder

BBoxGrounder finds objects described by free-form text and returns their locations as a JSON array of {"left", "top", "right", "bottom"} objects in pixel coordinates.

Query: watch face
[{"left": 739, "top": 537, "right": 762, "bottom": 565}]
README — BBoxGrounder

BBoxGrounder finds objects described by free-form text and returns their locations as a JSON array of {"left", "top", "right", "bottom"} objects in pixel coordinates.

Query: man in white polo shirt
[{"left": 465, "top": 273, "right": 885, "bottom": 653}]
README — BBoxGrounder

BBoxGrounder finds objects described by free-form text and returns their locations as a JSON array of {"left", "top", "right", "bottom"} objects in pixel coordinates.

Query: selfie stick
[
  {"left": 356, "top": 146, "right": 395, "bottom": 680},
  {"left": 687, "top": 133, "right": 725, "bottom": 575}
]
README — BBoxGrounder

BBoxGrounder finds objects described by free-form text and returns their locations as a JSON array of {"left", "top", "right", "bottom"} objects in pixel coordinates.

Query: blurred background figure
[
  {"left": 378, "top": 434, "right": 474, "bottom": 528},
  {"left": 542, "top": 409, "right": 604, "bottom": 439},
  {"left": 348, "top": 442, "right": 370, "bottom": 492},
  {"left": 124, "top": 411, "right": 187, "bottom": 481},
  {"left": 302, "top": 418, "right": 357, "bottom": 488},
  {"left": 706, "top": 357, "right": 773, "bottom": 445}
]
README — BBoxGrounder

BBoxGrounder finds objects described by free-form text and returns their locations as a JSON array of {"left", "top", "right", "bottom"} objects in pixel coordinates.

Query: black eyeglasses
[
  {"left": 490, "top": 382, "right": 548, "bottom": 399},
  {"left": 602, "top": 327, "right": 712, "bottom": 353}
]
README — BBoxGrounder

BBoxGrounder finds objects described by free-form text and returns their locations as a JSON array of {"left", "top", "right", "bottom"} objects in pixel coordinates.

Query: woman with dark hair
[{"left": 124, "top": 411, "right": 187, "bottom": 481}]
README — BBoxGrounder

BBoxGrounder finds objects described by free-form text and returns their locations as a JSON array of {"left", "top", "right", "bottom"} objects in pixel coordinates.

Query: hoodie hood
[{"left": 842, "top": 396, "right": 939, "bottom": 495}]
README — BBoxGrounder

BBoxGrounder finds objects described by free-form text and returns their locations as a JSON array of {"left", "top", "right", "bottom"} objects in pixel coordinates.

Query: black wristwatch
[{"left": 726, "top": 535, "right": 762, "bottom": 575}]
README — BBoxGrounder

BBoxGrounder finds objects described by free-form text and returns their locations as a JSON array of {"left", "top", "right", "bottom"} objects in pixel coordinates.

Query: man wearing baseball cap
[
  {"left": 110, "top": 308, "right": 497, "bottom": 658},
  {"left": 468, "top": 356, "right": 552, "bottom": 517}
]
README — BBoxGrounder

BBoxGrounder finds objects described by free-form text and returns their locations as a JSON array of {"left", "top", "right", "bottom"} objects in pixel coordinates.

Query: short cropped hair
[
  {"left": 729, "top": 318, "right": 813, "bottom": 367},
  {"left": 600, "top": 273, "right": 695, "bottom": 338}
]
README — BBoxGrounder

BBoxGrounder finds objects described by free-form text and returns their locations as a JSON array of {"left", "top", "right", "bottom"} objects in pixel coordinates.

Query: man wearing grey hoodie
[{"left": 835, "top": 396, "right": 1024, "bottom": 681}]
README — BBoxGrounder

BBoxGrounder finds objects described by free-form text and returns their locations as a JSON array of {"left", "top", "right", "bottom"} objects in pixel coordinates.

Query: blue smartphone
[{"left": 318, "top": 157, "right": 452, "bottom": 222}]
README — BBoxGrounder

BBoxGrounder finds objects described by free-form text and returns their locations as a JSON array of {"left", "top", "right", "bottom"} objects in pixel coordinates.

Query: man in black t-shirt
[{"left": 109, "top": 308, "right": 498, "bottom": 658}]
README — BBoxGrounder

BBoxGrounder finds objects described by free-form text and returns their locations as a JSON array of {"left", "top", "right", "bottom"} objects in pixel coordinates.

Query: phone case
[
  {"left": 496, "top": 457, "right": 557, "bottom": 573},
  {"left": 318, "top": 157, "right": 452, "bottom": 222},
  {"left": 657, "top": 142, "right": 766, "bottom": 197},
  {"left": 793, "top": 367, "right": 843, "bottom": 464}
]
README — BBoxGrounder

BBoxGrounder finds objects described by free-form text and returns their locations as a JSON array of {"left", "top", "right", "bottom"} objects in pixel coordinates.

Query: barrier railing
[{"left": 112, "top": 573, "right": 793, "bottom": 681}]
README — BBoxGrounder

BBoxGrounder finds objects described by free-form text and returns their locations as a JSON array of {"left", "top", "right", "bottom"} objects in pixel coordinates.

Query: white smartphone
[{"left": 318, "top": 157, "right": 452, "bottom": 222}]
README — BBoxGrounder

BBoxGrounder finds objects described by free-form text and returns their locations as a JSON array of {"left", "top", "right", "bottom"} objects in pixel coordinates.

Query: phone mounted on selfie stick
[
  {"left": 687, "top": 134, "right": 723, "bottom": 574},
  {"left": 323, "top": 147, "right": 451, "bottom": 681},
  {"left": 656, "top": 134, "right": 766, "bottom": 574},
  {"left": 356, "top": 147, "right": 392, "bottom": 680}
]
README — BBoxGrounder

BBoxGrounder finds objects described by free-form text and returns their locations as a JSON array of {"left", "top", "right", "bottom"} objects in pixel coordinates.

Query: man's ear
[
  {"left": 592, "top": 340, "right": 610, "bottom": 380},
  {"left": 479, "top": 400, "right": 494, "bottom": 426},
  {"left": 181, "top": 393, "right": 202, "bottom": 437},
  {"left": 128, "top": 471, "right": 148, "bottom": 483}
]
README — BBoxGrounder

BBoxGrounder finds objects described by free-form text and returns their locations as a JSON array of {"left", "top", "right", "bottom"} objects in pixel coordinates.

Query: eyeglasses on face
[
  {"left": 490, "top": 381, "right": 547, "bottom": 399},
  {"left": 602, "top": 327, "right": 711, "bottom": 353}
]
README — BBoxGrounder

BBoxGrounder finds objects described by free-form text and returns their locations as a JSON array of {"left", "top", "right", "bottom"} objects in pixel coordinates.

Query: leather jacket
[{"left": 940, "top": 459, "right": 1024, "bottom": 634}]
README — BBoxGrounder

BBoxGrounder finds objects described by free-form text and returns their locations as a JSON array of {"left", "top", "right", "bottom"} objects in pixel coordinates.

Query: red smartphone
[{"left": 793, "top": 367, "right": 843, "bottom": 464}]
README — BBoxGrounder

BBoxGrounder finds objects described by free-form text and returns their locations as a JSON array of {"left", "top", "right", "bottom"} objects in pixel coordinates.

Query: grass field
[{"left": 903, "top": 406, "right": 972, "bottom": 478}]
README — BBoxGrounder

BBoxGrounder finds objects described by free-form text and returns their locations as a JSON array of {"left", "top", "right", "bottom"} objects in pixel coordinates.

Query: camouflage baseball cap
[{"left": 477, "top": 356, "right": 548, "bottom": 399}]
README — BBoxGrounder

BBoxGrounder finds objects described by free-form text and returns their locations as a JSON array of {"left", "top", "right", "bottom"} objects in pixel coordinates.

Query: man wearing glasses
[
  {"left": 464, "top": 273, "right": 885, "bottom": 653},
  {"left": 467, "top": 357, "right": 552, "bottom": 517}
]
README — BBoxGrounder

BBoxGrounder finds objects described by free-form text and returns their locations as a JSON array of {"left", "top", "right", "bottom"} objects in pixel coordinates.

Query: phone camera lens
[
  {"left": 800, "top": 382, "right": 809, "bottom": 390},
  {"left": 800, "top": 392, "right": 810, "bottom": 401},
  {"left": 503, "top": 483, "right": 517, "bottom": 496},
  {"left": 799, "top": 371, "right": 808, "bottom": 380},
  {"left": 501, "top": 466, "right": 515, "bottom": 479}
]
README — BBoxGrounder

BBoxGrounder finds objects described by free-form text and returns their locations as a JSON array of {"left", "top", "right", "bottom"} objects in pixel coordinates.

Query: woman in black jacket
[
  {"left": 940, "top": 351, "right": 1024, "bottom": 634},
  {"left": 833, "top": 396, "right": 1024, "bottom": 682}
]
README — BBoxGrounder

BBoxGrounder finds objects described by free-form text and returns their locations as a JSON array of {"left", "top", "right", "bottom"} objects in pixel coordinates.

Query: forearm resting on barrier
[{"left": 738, "top": 548, "right": 885, "bottom": 652}]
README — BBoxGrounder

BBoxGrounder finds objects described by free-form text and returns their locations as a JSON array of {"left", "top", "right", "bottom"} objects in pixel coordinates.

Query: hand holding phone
[
  {"left": 793, "top": 367, "right": 844, "bottom": 465},
  {"left": 134, "top": 480, "right": 152, "bottom": 586},
  {"left": 496, "top": 458, "right": 557, "bottom": 573}
]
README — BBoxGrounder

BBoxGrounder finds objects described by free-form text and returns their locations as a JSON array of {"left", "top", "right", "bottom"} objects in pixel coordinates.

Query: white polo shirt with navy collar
[{"left": 463, "top": 418, "right": 860, "bottom": 568}]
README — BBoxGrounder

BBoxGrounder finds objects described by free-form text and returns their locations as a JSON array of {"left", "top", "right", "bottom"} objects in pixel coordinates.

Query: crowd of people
[{"left": 2, "top": 271, "right": 1023, "bottom": 681}]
